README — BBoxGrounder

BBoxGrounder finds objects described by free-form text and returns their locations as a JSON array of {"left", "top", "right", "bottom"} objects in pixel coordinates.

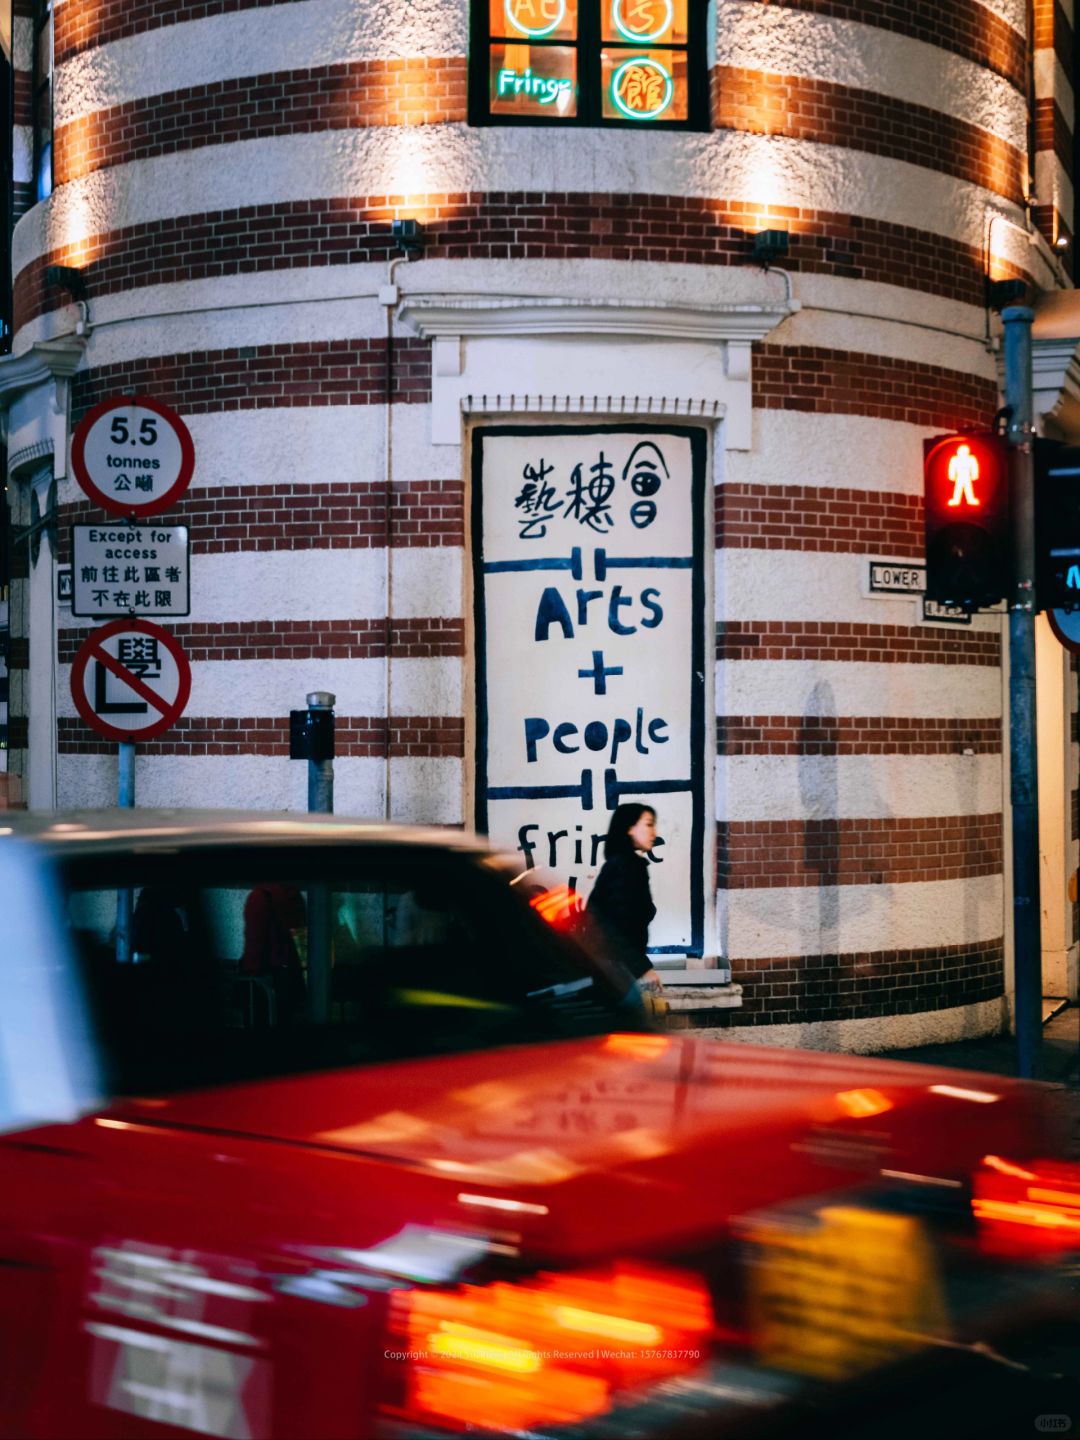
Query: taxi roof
[{"left": 0, "top": 809, "right": 493, "bottom": 861}]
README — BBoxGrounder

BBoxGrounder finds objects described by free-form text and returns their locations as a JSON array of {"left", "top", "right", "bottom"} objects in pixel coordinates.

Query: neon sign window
[{"left": 473, "top": 0, "right": 702, "bottom": 128}]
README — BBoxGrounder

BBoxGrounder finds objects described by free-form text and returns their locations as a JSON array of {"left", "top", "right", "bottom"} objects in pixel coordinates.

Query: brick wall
[
  {"left": 717, "top": 716, "right": 1001, "bottom": 756},
  {"left": 14, "top": 197, "right": 1028, "bottom": 330},
  {"left": 754, "top": 345, "right": 999, "bottom": 428},
  {"left": 57, "top": 619, "right": 464, "bottom": 665},
  {"left": 54, "top": 0, "right": 294, "bottom": 62},
  {"left": 714, "top": 68, "right": 1026, "bottom": 205},
  {"left": 59, "top": 480, "right": 466, "bottom": 555},
  {"left": 54, "top": 58, "right": 468, "bottom": 184},
  {"left": 717, "top": 484, "right": 922, "bottom": 555},
  {"left": 745, "top": 0, "right": 1026, "bottom": 92},
  {"left": 70, "top": 340, "right": 432, "bottom": 419},
  {"left": 715, "top": 939, "right": 1006, "bottom": 1027},
  {"left": 716, "top": 620, "right": 1002, "bottom": 666},
  {"left": 717, "top": 813, "right": 1003, "bottom": 888},
  {"left": 56, "top": 714, "right": 464, "bottom": 757}
]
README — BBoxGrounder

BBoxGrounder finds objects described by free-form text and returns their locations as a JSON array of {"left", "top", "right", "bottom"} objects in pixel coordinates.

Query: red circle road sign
[
  {"left": 72, "top": 395, "right": 195, "bottom": 517},
  {"left": 70, "top": 619, "right": 192, "bottom": 743}
]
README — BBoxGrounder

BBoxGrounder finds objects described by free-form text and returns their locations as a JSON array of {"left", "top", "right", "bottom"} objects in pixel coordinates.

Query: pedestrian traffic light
[
  {"left": 1035, "top": 440, "right": 1080, "bottom": 612},
  {"left": 923, "top": 431, "right": 1010, "bottom": 609}
]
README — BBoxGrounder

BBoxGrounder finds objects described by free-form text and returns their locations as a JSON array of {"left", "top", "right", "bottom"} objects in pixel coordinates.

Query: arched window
[{"left": 470, "top": 1, "right": 707, "bottom": 128}]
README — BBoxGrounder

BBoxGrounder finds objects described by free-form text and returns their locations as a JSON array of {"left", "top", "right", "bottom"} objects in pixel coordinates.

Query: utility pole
[{"left": 1002, "top": 305, "right": 1042, "bottom": 1079}]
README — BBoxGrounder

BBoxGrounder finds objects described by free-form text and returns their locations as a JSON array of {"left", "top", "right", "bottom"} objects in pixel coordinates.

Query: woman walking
[{"left": 587, "top": 803, "right": 666, "bottom": 1017}]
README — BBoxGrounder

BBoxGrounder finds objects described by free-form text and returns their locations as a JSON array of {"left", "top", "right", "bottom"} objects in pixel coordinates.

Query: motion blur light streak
[
  {"left": 928, "top": 1085, "right": 1001, "bottom": 1103},
  {"left": 456, "top": 1193, "right": 550, "bottom": 1215}
]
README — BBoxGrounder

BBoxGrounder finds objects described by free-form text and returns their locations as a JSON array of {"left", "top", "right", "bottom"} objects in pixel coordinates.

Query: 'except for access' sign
[
  {"left": 71, "top": 395, "right": 195, "bottom": 518},
  {"left": 70, "top": 619, "right": 191, "bottom": 743},
  {"left": 71, "top": 524, "right": 190, "bottom": 619}
]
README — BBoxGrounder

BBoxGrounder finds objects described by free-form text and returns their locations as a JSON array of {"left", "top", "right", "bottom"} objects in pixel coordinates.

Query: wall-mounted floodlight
[
  {"left": 986, "top": 277, "right": 1028, "bottom": 311},
  {"left": 44, "top": 264, "right": 87, "bottom": 300},
  {"left": 751, "top": 229, "right": 790, "bottom": 266},
  {"left": 392, "top": 219, "right": 425, "bottom": 258}
]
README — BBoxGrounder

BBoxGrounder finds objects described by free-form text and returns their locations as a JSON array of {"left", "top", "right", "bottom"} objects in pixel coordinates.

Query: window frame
[{"left": 469, "top": 0, "right": 710, "bottom": 131}]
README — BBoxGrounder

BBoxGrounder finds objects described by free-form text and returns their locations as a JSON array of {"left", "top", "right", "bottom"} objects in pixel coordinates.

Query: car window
[{"left": 58, "top": 845, "right": 632, "bottom": 1095}]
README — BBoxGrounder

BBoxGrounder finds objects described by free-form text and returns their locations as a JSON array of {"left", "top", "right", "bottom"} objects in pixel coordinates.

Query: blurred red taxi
[{"left": 0, "top": 810, "right": 1077, "bottom": 1440}]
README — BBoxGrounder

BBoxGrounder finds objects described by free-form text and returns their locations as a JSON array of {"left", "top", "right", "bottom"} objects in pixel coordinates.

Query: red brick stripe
[
  {"left": 717, "top": 716, "right": 1002, "bottom": 755},
  {"left": 1036, "top": 98, "right": 1074, "bottom": 182},
  {"left": 54, "top": 58, "right": 468, "bottom": 185},
  {"left": 70, "top": 340, "right": 432, "bottom": 419},
  {"left": 717, "top": 484, "right": 922, "bottom": 555},
  {"left": 754, "top": 345, "right": 998, "bottom": 429},
  {"left": 56, "top": 714, "right": 464, "bottom": 757},
  {"left": 13, "top": 196, "right": 1027, "bottom": 331},
  {"left": 1034, "top": 0, "right": 1075, "bottom": 74},
  {"left": 717, "top": 621, "right": 1001, "bottom": 666},
  {"left": 59, "top": 480, "right": 465, "bottom": 555},
  {"left": 732, "top": 0, "right": 1026, "bottom": 93},
  {"left": 13, "top": 67, "right": 32, "bottom": 129},
  {"left": 717, "top": 813, "right": 1003, "bottom": 888},
  {"left": 6, "top": 638, "right": 29, "bottom": 672},
  {"left": 55, "top": 0, "right": 295, "bottom": 64},
  {"left": 58, "top": 619, "right": 464, "bottom": 666},
  {"left": 714, "top": 67, "right": 1026, "bottom": 205},
  {"left": 716, "top": 939, "right": 1005, "bottom": 1027}
]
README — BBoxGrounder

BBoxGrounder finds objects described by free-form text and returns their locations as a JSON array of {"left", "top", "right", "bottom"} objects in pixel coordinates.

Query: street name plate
[
  {"left": 868, "top": 560, "right": 926, "bottom": 595},
  {"left": 922, "top": 598, "right": 972, "bottom": 626},
  {"left": 71, "top": 524, "right": 190, "bottom": 619}
]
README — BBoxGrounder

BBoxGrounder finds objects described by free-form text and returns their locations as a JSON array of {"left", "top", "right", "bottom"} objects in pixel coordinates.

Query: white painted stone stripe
[
  {"left": 57, "top": 752, "right": 465, "bottom": 825},
  {"left": 54, "top": 0, "right": 468, "bottom": 127},
  {"left": 18, "top": 289, "right": 994, "bottom": 378},
  {"left": 719, "top": 874, "right": 1004, "bottom": 958},
  {"left": 703, "top": 996, "right": 1007, "bottom": 1054},
  {"left": 976, "top": 0, "right": 1027, "bottom": 32},
  {"left": 716, "top": 551, "right": 1006, "bottom": 630},
  {"left": 1036, "top": 151, "right": 1076, "bottom": 236},
  {"left": 720, "top": 661, "right": 1003, "bottom": 722},
  {"left": 57, "top": 657, "right": 464, "bottom": 721},
  {"left": 716, "top": 753, "right": 1004, "bottom": 822},
  {"left": 725, "top": 412, "right": 940, "bottom": 497},
  {"left": 13, "top": 126, "right": 31, "bottom": 186},
  {"left": 15, "top": 128, "right": 1037, "bottom": 275},
  {"left": 715, "top": 0, "right": 1027, "bottom": 148},
  {"left": 1035, "top": 50, "right": 1076, "bottom": 131},
  {"left": 57, "top": 547, "right": 462, "bottom": 624},
  {"left": 12, "top": 13, "right": 30, "bottom": 69},
  {"left": 58, "top": 407, "right": 459, "bottom": 498}
]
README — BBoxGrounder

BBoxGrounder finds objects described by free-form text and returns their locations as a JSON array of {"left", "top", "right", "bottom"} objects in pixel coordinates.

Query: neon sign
[
  {"left": 612, "top": 0, "right": 674, "bottom": 43},
  {"left": 504, "top": 0, "right": 567, "bottom": 38},
  {"left": 497, "top": 67, "right": 574, "bottom": 107},
  {"left": 610, "top": 56, "right": 673, "bottom": 120}
]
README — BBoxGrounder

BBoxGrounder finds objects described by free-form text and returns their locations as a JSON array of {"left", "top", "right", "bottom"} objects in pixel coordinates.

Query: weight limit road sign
[
  {"left": 70, "top": 619, "right": 191, "bottom": 743},
  {"left": 72, "top": 395, "right": 195, "bottom": 518}
]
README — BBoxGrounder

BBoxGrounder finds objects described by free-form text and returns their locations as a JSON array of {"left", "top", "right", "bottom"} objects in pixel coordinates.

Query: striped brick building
[{"left": 2, "top": 0, "right": 1079, "bottom": 1048}]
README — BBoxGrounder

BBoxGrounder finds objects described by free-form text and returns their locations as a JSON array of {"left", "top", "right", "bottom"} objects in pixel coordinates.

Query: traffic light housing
[
  {"left": 1035, "top": 440, "right": 1080, "bottom": 612},
  {"left": 924, "top": 431, "right": 1010, "bottom": 610}
]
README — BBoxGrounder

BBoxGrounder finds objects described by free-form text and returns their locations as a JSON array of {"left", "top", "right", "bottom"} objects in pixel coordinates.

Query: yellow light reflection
[
  {"left": 833, "top": 1088, "right": 893, "bottom": 1120},
  {"left": 430, "top": 1322, "right": 542, "bottom": 1374},
  {"left": 457, "top": 1193, "right": 550, "bottom": 1216},
  {"left": 928, "top": 1084, "right": 1000, "bottom": 1104},
  {"left": 603, "top": 1033, "right": 671, "bottom": 1060},
  {"left": 554, "top": 1305, "right": 661, "bottom": 1344}
]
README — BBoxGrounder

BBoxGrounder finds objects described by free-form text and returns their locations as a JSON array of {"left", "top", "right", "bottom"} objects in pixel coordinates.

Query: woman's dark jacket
[{"left": 586, "top": 851, "right": 656, "bottom": 978}]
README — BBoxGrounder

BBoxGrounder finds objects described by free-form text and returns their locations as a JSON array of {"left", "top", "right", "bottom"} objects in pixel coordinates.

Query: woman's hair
[{"left": 604, "top": 802, "right": 656, "bottom": 859}]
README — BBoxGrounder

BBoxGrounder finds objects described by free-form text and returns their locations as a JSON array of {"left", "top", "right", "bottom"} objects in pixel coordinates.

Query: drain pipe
[{"left": 379, "top": 255, "right": 407, "bottom": 823}]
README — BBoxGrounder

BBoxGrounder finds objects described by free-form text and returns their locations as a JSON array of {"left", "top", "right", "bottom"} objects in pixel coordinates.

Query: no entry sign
[
  {"left": 72, "top": 395, "right": 195, "bottom": 517},
  {"left": 70, "top": 619, "right": 191, "bottom": 743}
]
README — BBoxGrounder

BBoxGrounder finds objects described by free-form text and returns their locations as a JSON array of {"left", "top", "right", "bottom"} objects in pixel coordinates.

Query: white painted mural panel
[{"left": 473, "top": 426, "right": 707, "bottom": 958}]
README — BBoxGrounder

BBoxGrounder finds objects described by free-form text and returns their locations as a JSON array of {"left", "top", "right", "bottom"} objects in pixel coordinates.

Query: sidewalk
[{"left": 876, "top": 1004, "right": 1079, "bottom": 1084}]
